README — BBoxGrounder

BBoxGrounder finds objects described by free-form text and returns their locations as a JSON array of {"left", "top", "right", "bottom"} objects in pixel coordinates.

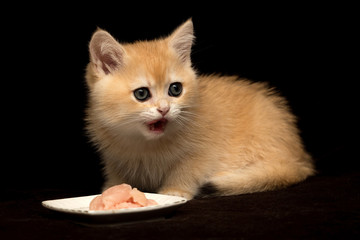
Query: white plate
[{"left": 42, "top": 193, "right": 187, "bottom": 224}]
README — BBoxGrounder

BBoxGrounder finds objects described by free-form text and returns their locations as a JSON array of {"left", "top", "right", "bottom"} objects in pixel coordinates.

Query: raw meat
[{"left": 89, "top": 183, "right": 158, "bottom": 210}]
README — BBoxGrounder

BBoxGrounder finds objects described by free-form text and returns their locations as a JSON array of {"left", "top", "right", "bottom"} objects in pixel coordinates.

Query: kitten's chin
[{"left": 141, "top": 128, "right": 165, "bottom": 140}]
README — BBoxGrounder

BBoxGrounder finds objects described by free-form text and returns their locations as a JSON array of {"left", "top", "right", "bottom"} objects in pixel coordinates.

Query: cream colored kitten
[{"left": 85, "top": 19, "right": 315, "bottom": 199}]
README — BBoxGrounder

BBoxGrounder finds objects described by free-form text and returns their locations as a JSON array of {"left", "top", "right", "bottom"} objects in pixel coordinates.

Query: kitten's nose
[
  {"left": 157, "top": 99, "right": 170, "bottom": 116},
  {"left": 157, "top": 107, "right": 169, "bottom": 116}
]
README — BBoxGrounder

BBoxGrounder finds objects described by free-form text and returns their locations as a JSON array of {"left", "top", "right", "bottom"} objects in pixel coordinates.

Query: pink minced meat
[{"left": 89, "top": 183, "right": 158, "bottom": 210}]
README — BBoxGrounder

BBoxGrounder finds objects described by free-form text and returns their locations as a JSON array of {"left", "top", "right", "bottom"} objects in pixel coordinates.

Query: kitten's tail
[{"left": 207, "top": 155, "right": 316, "bottom": 196}]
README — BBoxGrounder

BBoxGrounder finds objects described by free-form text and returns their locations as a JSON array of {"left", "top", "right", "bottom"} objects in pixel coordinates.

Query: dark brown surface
[{"left": 1, "top": 169, "right": 359, "bottom": 240}]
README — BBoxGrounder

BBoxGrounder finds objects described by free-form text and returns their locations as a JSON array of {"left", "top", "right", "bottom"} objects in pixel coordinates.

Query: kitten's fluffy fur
[{"left": 85, "top": 19, "right": 315, "bottom": 199}]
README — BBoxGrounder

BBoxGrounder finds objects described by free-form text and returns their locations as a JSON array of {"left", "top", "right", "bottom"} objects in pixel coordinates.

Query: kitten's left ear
[
  {"left": 89, "top": 29, "right": 125, "bottom": 76},
  {"left": 168, "top": 19, "right": 195, "bottom": 65}
]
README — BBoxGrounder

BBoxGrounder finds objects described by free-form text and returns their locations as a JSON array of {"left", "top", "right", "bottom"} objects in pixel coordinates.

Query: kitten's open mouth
[{"left": 146, "top": 118, "right": 168, "bottom": 133}]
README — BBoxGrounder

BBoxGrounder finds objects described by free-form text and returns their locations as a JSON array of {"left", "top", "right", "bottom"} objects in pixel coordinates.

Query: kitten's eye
[
  {"left": 168, "top": 82, "right": 183, "bottom": 97},
  {"left": 134, "top": 87, "right": 151, "bottom": 101}
]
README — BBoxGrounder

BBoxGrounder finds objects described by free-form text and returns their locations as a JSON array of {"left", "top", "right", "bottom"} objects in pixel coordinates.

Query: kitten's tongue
[{"left": 147, "top": 118, "right": 168, "bottom": 133}]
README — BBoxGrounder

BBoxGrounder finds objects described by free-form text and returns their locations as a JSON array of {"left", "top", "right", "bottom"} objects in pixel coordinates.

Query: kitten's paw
[{"left": 159, "top": 189, "right": 194, "bottom": 200}]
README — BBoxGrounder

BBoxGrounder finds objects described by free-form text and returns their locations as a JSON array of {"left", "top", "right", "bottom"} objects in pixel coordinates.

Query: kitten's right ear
[
  {"left": 89, "top": 29, "right": 125, "bottom": 76},
  {"left": 168, "top": 19, "right": 195, "bottom": 65}
]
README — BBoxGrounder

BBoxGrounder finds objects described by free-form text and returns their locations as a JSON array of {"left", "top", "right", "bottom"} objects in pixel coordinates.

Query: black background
[{"left": 3, "top": 3, "right": 356, "bottom": 193}]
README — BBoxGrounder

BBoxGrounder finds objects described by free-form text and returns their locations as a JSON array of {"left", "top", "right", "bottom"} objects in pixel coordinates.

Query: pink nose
[{"left": 157, "top": 107, "right": 169, "bottom": 116}]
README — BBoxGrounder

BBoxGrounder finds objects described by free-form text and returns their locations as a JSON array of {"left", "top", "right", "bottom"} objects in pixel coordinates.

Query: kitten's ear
[
  {"left": 168, "top": 19, "right": 195, "bottom": 65},
  {"left": 89, "top": 29, "right": 125, "bottom": 75}
]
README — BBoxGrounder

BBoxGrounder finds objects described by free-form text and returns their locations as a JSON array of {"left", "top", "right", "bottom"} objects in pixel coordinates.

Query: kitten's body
[{"left": 85, "top": 19, "right": 315, "bottom": 199}]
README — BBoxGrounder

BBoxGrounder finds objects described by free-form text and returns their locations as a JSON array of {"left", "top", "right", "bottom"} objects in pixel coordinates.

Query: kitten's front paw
[{"left": 159, "top": 188, "right": 194, "bottom": 200}]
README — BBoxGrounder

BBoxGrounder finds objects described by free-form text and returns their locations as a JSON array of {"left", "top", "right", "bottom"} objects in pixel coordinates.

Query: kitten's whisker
[
  {"left": 108, "top": 114, "right": 140, "bottom": 127},
  {"left": 181, "top": 111, "right": 199, "bottom": 119},
  {"left": 175, "top": 113, "right": 202, "bottom": 129}
]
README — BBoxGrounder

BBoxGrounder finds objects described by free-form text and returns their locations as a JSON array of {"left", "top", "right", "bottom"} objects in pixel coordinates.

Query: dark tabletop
[{"left": 1, "top": 169, "right": 359, "bottom": 240}]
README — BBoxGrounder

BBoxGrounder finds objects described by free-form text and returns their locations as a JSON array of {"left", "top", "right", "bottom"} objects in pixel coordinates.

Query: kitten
[{"left": 85, "top": 19, "right": 315, "bottom": 199}]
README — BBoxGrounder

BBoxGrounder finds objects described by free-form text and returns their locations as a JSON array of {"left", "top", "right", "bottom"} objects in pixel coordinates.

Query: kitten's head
[{"left": 86, "top": 19, "right": 197, "bottom": 140}]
